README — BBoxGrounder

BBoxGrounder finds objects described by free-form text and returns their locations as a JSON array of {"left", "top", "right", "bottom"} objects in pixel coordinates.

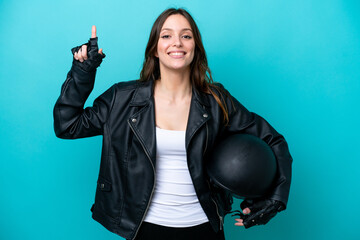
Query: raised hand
[
  {"left": 71, "top": 25, "right": 106, "bottom": 72},
  {"left": 73, "top": 25, "right": 103, "bottom": 62}
]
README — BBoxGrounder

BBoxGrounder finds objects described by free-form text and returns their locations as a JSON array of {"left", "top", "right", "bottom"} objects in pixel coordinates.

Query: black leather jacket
[{"left": 53, "top": 59, "right": 292, "bottom": 239}]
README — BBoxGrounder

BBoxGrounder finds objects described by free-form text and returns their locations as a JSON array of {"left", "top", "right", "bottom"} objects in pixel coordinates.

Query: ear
[{"left": 154, "top": 51, "right": 158, "bottom": 58}]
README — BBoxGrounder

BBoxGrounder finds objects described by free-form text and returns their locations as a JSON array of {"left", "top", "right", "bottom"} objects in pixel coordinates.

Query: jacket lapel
[
  {"left": 128, "top": 80, "right": 157, "bottom": 167},
  {"left": 186, "top": 87, "right": 212, "bottom": 150},
  {"left": 128, "top": 79, "right": 212, "bottom": 166}
]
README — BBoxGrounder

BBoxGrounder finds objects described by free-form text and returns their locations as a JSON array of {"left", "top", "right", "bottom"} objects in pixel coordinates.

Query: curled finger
[
  {"left": 74, "top": 51, "right": 79, "bottom": 60},
  {"left": 77, "top": 48, "right": 84, "bottom": 62},
  {"left": 242, "top": 214, "right": 258, "bottom": 228},
  {"left": 81, "top": 45, "right": 88, "bottom": 60}
]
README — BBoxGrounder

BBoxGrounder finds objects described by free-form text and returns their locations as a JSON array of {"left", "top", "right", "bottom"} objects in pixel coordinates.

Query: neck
[{"left": 155, "top": 68, "right": 192, "bottom": 100}]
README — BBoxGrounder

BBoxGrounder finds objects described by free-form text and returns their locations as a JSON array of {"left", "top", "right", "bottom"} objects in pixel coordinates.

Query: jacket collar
[
  {"left": 129, "top": 79, "right": 211, "bottom": 107},
  {"left": 128, "top": 78, "right": 212, "bottom": 166}
]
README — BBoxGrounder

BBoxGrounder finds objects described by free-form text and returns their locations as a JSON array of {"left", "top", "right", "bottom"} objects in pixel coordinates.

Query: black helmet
[{"left": 206, "top": 134, "right": 277, "bottom": 199}]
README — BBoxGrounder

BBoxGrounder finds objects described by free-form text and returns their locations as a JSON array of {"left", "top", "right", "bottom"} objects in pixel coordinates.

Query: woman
[{"left": 54, "top": 8, "right": 292, "bottom": 240}]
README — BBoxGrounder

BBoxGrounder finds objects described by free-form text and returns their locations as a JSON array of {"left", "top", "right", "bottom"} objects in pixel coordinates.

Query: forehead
[{"left": 161, "top": 14, "right": 192, "bottom": 31}]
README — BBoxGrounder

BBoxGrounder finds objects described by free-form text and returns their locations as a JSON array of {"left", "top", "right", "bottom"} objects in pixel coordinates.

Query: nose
[{"left": 172, "top": 35, "right": 182, "bottom": 47}]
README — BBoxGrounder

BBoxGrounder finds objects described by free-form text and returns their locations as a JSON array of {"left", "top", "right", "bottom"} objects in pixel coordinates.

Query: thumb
[
  {"left": 98, "top": 48, "right": 103, "bottom": 55},
  {"left": 91, "top": 25, "right": 97, "bottom": 38},
  {"left": 243, "top": 208, "right": 251, "bottom": 214}
]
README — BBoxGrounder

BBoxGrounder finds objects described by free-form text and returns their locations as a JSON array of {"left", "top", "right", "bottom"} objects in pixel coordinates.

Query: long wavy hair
[{"left": 140, "top": 8, "right": 232, "bottom": 124}]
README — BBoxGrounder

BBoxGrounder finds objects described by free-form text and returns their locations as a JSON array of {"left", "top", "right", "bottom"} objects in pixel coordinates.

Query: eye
[
  {"left": 182, "top": 35, "right": 192, "bottom": 39},
  {"left": 161, "top": 35, "right": 171, "bottom": 39}
]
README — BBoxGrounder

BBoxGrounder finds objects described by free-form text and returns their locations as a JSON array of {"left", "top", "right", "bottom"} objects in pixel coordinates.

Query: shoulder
[
  {"left": 113, "top": 79, "right": 142, "bottom": 92},
  {"left": 208, "top": 81, "right": 233, "bottom": 103},
  {"left": 98, "top": 79, "right": 141, "bottom": 100},
  {"left": 110, "top": 79, "right": 153, "bottom": 105},
  {"left": 208, "top": 82, "right": 250, "bottom": 117},
  {"left": 96, "top": 80, "right": 141, "bottom": 104},
  {"left": 209, "top": 82, "right": 230, "bottom": 96}
]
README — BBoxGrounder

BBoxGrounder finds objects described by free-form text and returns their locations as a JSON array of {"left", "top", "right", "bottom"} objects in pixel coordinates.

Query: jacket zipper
[
  {"left": 207, "top": 180, "right": 223, "bottom": 231},
  {"left": 212, "top": 198, "right": 223, "bottom": 231},
  {"left": 128, "top": 120, "right": 156, "bottom": 240},
  {"left": 202, "top": 108, "right": 222, "bottom": 230}
]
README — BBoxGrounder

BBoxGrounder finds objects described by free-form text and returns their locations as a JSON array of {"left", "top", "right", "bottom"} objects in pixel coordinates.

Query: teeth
[{"left": 169, "top": 52, "right": 185, "bottom": 56}]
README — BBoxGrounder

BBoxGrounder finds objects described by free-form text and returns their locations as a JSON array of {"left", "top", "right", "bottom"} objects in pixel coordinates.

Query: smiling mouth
[{"left": 168, "top": 51, "right": 186, "bottom": 56}]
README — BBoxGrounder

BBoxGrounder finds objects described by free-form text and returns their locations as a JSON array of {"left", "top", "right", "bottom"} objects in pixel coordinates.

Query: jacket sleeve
[
  {"left": 219, "top": 84, "right": 293, "bottom": 208},
  {"left": 53, "top": 61, "right": 115, "bottom": 139}
]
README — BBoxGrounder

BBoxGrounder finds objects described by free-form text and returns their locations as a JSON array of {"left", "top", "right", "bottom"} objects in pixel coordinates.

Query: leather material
[
  {"left": 71, "top": 37, "right": 105, "bottom": 72},
  {"left": 53, "top": 40, "right": 293, "bottom": 239},
  {"left": 237, "top": 198, "right": 286, "bottom": 229}
]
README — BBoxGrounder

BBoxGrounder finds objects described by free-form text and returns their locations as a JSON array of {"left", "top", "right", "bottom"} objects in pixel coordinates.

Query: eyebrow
[{"left": 160, "top": 28, "right": 193, "bottom": 32}]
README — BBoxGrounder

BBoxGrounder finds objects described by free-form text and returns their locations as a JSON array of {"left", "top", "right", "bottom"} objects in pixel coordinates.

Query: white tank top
[{"left": 143, "top": 127, "right": 209, "bottom": 227}]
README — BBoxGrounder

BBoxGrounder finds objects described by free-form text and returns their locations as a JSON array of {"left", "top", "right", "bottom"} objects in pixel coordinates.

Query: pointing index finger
[{"left": 91, "top": 25, "right": 96, "bottom": 38}]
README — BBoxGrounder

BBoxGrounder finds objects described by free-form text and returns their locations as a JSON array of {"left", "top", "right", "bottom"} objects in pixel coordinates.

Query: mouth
[{"left": 168, "top": 51, "right": 186, "bottom": 57}]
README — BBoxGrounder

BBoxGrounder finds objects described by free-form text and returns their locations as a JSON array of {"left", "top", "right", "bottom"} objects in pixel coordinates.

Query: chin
[{"left": 162, "top": 63, "right": 191, "bottom": 72}]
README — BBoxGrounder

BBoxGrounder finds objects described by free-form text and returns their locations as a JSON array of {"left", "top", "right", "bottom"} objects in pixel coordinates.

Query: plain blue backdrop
[{"left": 1, "top": 0, "right": 359, "bottom": 239}]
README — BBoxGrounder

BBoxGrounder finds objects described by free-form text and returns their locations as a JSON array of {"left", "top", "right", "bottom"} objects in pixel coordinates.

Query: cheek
[
  {"left": 188, "top": 42, "right": 195, "bottom": 54},
  {"left": 157, "top": 40, "right": 167, "bottom": 50},
  {"left": 156, "top": 43, "right": 167, "bottom": 58},
  {"left": 189, "top": 45, "right": 196, "bottom": 60},
  {"left": 157, "top": 46, "right": 168, "bottom": 58}
]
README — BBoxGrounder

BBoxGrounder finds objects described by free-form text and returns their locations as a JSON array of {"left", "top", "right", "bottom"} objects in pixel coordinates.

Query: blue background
[{"left": 1, "top": 0, "right": 359, "bottom": 239}]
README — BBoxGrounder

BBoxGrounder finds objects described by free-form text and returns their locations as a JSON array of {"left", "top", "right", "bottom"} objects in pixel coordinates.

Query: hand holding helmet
[{"left": 233, "top": 198, "right": 285, "bottom": 228}]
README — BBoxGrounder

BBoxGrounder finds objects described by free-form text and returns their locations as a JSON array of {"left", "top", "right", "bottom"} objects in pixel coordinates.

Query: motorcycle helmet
[{"left": 206, "top": 134, "right": 277, "bottom": 199}]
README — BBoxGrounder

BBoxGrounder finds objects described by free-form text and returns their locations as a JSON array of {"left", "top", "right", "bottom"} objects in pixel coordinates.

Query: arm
[
  {"left": 227, "top": 110, "right": 293, "bottom": 207},
  {"left": 216, "top": 83, "right": 293, "bottom": 227},
  {"left": 53, "top": 26, "right": 113, "bottom": 139}
]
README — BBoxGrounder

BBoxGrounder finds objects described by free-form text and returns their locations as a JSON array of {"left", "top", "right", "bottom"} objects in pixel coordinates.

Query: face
[{"left": 155, "top": 14, "right": 195, "bottom": 74}]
